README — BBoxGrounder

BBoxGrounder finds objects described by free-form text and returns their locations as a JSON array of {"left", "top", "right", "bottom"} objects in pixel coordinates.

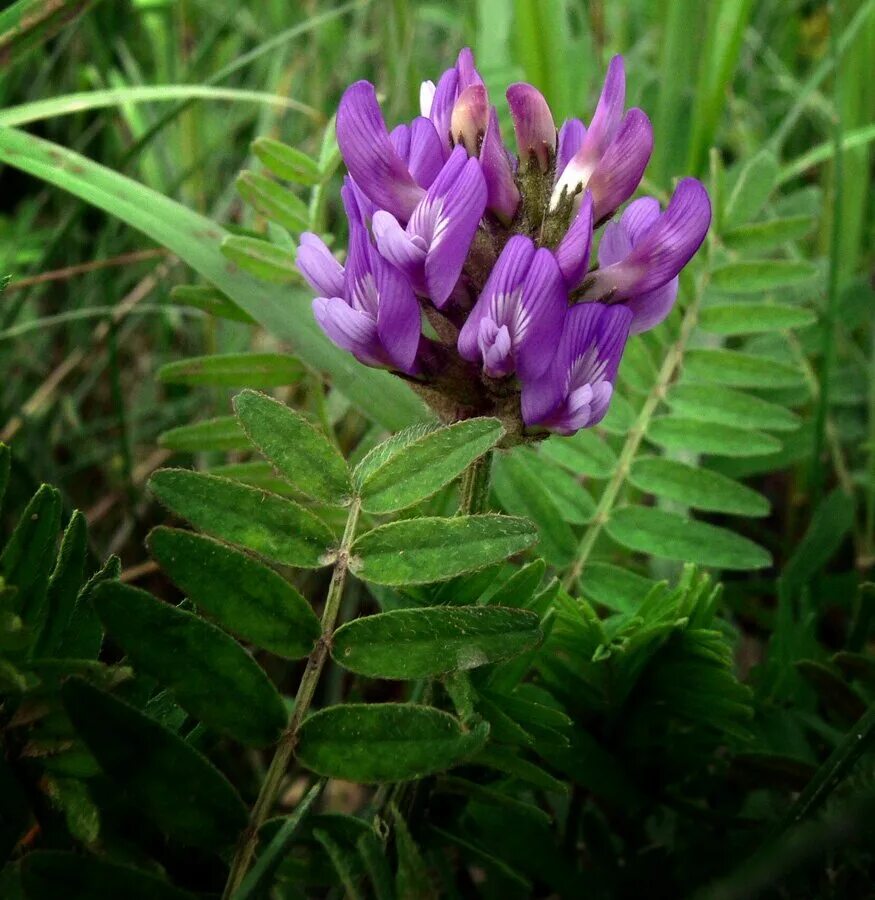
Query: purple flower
[
  {"left": 307, "top": 184, "right": 421, "bottom": 374},
  {"left": 337, "top": 81, "right": 435, "bottom": 223},
  {"left": 372, "top": 145, "right": 487, "bottom": 307},
  {"left": 522, "top": 303, "right": 631, "bottom": 435},
  {"left": 582, "top": 178, "right": 711, "bottom": 333},
  {"left": 551, "top": 56, "right": 653, "bottom": 222},
  {"left": 506, "top": 83, "right": 556, "bottom": 172},
  {"left": 457, "top": 236, "right": 566, "bottom": 381}
]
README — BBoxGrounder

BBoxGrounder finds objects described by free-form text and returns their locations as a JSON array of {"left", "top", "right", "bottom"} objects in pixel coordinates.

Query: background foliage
[{"left": 1, "top": 0, "right": 874, "bottom": 897}]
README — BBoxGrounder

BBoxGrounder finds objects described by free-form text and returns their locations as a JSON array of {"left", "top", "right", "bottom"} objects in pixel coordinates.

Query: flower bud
[
  {"left": 506, "top": 83, "right": 556, "bottom": 172},
  {"left": 450, "top": 85, "right": 489, "bottom": 156}
]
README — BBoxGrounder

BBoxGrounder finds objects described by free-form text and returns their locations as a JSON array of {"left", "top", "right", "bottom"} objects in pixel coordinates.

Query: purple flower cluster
[{"left": 297, "top": 50, "right": 711, "bottom": 438}]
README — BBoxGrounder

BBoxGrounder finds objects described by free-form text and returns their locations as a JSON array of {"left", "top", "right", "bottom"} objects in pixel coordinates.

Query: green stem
[
  {"left": 458, "top": 449, "right": 494, "bottom": 515},
  {"left": 222, "top": 498, "right": 362, "bottom": 898}
]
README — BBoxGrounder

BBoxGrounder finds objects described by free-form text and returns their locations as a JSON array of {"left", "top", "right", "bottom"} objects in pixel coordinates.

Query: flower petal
[
  {"left": 556, "top": 118, "right": 586, "bottom": 176},
  {"left": 374, "top": 250, "right": 422, "bottom": 373},
  {"left": 457, "top": 235, "right": 534, "bottom": 362},
  {"left": 597, "top": 219, "right": 633, "bottom": 268},
  {"left": 581, "top": 55, "right": 626, "bottom": 159},
  {"left": 407, "top": 116, "right": 445, "bottom": 188},
  {"left": 586, "top": 108, "right": 653, "bottom": 221},
  {"left": 424, "top": 154, "right": 487, "bottom": 305},
  {"left": 420, "top": 79, "right": 436, "bottom": 117},
  {"left": 480, "top": 106, "right": 520, "bottom": 221},
  {"left": 313, "top": 296, "right": 383, "bottom": 367},
  {"left": 372, "top": 210, "right": 427, "bottom": 291},
  {"left": 587, "top": 177, "right": 711, "bottom": 299},
  {"left": 296, "top": 233, "right": 344, "bottom": 297},
  {"left": 621, "top": 195, "right": 661, "bottom": 242},
  {"left": 555, "top": 190, "right": 594, "bottom": 290},
  {"left": 624, "top": 277, "right": 679, "bottom": 335},
  {"left": 515, "top": 247, "right": 567, "bottom": 381},
  {"left": 336, "top": 81, "right": 424, "bottom": 222},
  {"left": 551, "top": 56, "right": 625, "bottom": 203}
]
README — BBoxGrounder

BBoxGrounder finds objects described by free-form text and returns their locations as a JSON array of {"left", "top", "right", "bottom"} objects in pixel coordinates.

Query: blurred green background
[{"left": 0, "top": 0, "right": 872, "bottom": 572}]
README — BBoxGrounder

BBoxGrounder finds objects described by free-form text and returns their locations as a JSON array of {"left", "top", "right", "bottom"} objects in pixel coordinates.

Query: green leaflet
[
  {"left": 539, "top": 429, "right": 617, "bottom": 478},
  {"left": 698, "top": 303, "right": 817, "bottom": 335},
  {"left": 148, "top": 469, "right": 335, "bottom": 568},
  {"left": 252, "top": 137, "right": 322, "bottom": 185},
  {"left": 722, "top": 149, "right": 779, "bottom": 227},
  {"left": 683, "top": 348, "right": 804, "bottom": 389},
  {"left": 630, "top": 457, "right": 770, "bottom": 517},
  {"left": 605, "top": 507, "right": 771, "bottom": 570},
  {"left": 159, "top": 417, "right": 250, "bottom": 454},
  {"left": 331, "top": 607, "right": 542, "bottom": 679},
  {"left": 350, "top": 516, "right": 538, "bottom": 585},
  {"left": 169, "top": 284, "right": 256, "bottom": 324},
  {"left": 577, "top": 563, "right": 656, "bottom": 615},
  {"left": 61, "top": 679, "right": 246, "bottom": 848},
  {"left": 32, "top": 511, "right": 87, "bottom": 657},
  {"left": 236, "top": 170, "right": 310, "bottom": 232},
  {"left": 722, "top": 215, "right": 814, "bottom": 251},
  {"left": 710, "top": 260, "right": 820, "bottom": 293},
  {"left": 0, "top": 484, "right": 61, "bottom": 629},
  {"left": 147, "top": 527, "right": 321, "bottom": 659},
  {"left": 157, "top": 352, "right": 304, "bottom": 388},
  {"left": 92, "top": 582, "right": 287, "bottom": 746},
  {"left": 666, "top": 383, "right": 801, "bottom": 431},
  {"left": 296, "top": 704, "right": 490, "bottom": 783},
  {"left": 352, "top": 423, "right": 440, "bottom": 490},
  {"left": 233, "top": 390, "right": 351, "bottom": 505},
  {"left": 358, "top": 418, "right": 503, "bottom": 513},
  {"left": 21, "top": 851, "right": 195, "bottom": 900},
  {"left": 647, "top": 416, "right": 781, "bottom": 457},
  {"left": 220, "top": 236, "right": 298, "bottom": 283}
]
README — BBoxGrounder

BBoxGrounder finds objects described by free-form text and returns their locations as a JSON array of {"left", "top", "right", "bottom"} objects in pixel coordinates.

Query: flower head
[{"left": 298, "top": 50, "right": 710, "bottom": 441}]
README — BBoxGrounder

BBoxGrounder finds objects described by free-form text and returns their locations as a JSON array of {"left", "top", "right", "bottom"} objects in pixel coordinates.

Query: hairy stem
[
  {"left": 223, "top": 498, "right": 362, "bottom": 898},
  {"left": 458, "top": 449, "right": 494, "bottom": 515}
]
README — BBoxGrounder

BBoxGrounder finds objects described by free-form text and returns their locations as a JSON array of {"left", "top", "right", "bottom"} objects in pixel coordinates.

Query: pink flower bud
[
  {"left": 450, "top": 85, "right": 489, "bottom": 156},
  {"left": 506, "top": 83, "right": 557, "bottom": 172}
]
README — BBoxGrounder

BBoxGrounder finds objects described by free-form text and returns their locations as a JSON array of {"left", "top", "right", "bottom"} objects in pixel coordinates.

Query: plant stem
[
  {"left": 458, "top": 449, "right": 494, "bottom": 515},
  {"left": 223, "top": 497, "right": 362, "bottom": 899}
]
